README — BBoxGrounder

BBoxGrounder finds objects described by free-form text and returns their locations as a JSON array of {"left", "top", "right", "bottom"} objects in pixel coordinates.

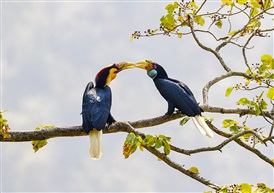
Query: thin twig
[
  {"left": 170, "top": 129, "right": 266, "bottom": 155},
  {"left": 188, "top": 20, "right": 231, "bottom": 72}
]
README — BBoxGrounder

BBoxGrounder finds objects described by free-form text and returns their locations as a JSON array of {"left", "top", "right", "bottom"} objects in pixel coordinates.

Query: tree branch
[
  {"left": 1, "top": 106, "right": 273, "bottom": 142},
  {"left": 202, "top": 71, "right": 252, "bottom": 105}
]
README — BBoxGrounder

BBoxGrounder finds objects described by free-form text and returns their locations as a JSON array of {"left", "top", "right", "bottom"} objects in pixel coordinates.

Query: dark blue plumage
[{"left": 82, "top": 82, "right": 113, "bottom": 134}]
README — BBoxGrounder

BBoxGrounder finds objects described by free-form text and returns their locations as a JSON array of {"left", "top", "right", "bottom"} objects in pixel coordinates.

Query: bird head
[
  {"left": 95, "top": 62, "right": 135, "bottom": 88},
  {"left": 135, "top": 60, "right": 168, "bottom": 80}
]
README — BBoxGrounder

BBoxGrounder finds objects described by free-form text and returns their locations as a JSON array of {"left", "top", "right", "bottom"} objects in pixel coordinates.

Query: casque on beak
[
  {"left": 116, "top": 62, "right": 136, "bottom": 73},
  {"left": 135, "top": 60, "right": 153, "bottom": 71}
]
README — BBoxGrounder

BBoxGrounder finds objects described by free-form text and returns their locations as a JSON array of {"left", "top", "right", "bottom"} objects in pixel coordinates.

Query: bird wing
[
  {"left": 168, "top": 78, "right": 204, "bottom": 113},
  {"left": 82, "top": 83, "right": 112, "bottom": 134},
  {"left": 168, "top": 78, "right": 194, "bottom": 97},
  {"left": 155, "top": 78, "right": 202, "bottom": 116}
]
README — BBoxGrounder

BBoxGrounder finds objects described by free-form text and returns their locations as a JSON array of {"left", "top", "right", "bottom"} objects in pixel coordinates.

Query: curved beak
[
  {"left": 116, "top": 62, "right": 136, "bottom": 73},
  {"left": 135, "top": 60, "right": 153, "bottom": 71}
]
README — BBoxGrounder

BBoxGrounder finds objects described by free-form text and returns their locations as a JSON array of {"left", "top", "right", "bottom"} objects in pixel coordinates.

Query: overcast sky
[{"left": 1, "top": 1, "right": 273, "bottom": 192}]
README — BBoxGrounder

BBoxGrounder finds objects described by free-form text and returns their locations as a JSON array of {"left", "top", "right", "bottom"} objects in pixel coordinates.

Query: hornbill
[
  {"left": 135, "top": 60, "right": 214, "bottom": 138},
  {"left": 82, "top": 62, "right": 135, "bottom": 159}
]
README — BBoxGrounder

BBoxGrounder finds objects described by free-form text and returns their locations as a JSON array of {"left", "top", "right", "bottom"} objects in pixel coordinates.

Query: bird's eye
[{"left": 147, "top": 69, "right": 157, "bottom": 79}]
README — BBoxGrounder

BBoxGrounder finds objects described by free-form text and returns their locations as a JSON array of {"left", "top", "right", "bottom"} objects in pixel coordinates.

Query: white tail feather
[
  {"left": 194, "top": 115, "right": 214, "bottom": 138},
  {"left": 191, "top": 117, "right": 206, "bottom": 136},
  {"left": 89, "top": 129, "right": 102, "bottom": 159}
]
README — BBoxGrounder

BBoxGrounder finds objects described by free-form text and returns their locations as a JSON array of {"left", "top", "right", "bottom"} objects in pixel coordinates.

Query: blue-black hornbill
[
  {"left": 82, "top": 62, "right": 135, "bottom": 159},
  {"left": 135, "top": 60, "right": 214, "bottom": 138}
]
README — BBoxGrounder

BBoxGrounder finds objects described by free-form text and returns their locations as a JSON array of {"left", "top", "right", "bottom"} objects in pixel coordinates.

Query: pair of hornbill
[{"left": 82, "top": 60, "right": 214, "bottom": 159}]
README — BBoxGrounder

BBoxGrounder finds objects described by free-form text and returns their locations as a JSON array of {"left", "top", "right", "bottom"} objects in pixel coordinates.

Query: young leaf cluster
[
  {"left": 31, "top": 125, "right": 54, "bottom": 152},
  {"left": 224, "top": 54, "right": 274, "bottom": 145},
  {"left": 0, "top": 110, "right": 11, "bottom": 139},
  {"left": 123, "top": 132, "right": 171, "bottom": 159},
  {"left": 222, "top": 119, "right": 265, "bottom": 146},
  {"left": 205, "top": 182, "right": 273, "bottom": 193},
  {"left": 131, "top": 0, "right": 273, "bottom": 42}
]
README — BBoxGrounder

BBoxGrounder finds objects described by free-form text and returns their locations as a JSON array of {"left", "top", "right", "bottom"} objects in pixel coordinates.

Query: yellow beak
[
  {"left": 116, "top": 62, "right": 136, "bottom": 73},
  {"left": 135, "top": 60, "right": 153, "bottom": 71}
]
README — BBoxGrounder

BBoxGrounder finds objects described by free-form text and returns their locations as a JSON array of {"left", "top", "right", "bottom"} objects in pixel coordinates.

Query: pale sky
[{"left": 1, "top": 1, "right": 273, "bottom": 192}]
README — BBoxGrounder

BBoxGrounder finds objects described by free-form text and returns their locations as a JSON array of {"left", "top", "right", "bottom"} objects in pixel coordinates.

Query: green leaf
[
  {"left": 250, "top": 0, "right": 262, "bottom": 8},
  {"left": 258, "top": 63, "right": 267, "bottom": 73},
  {"left": 155, "top": 139, "right": 162, "bottom": 149},
  {"left": 0, "top": 110, "right": 11, "bottom": 139},
  {"left": 188, "top": 166, "right": 200, "bottom": 174},
  {"left": 247, "top": 18, "right": 261, "bottom": 32},
  {"left": 250, "top": 7, "right": 258, "bottom": 17},
  {"left": 125, "top": 132, "right": 136, "bottom": 144},
  {"left": 269, "top": 73, "right": 274, "bottom": 79},
  {"left": 31, "top": 125, "right": 54, "bottom": 152},
  {"left": 255, "top": 183, "right": 273, "bottom": 193},
  {"left": 261, "top": 54, "right": 273, "bottom": 66},
  {"left": 190, "top": 1, "right": 198, "bottom": 9},
  {"left": 177, "top": 33, "right": 183, "bottom": 38},
  {"left": 215, "top": 19, "right": 223, "bottom": 29},
  {"left": 123, "top": 132, "right": 141, "bottom": 158},
  {"left": 263, "top": 0, "right": 272, "bottom": 9},
  {"left": 222, "top": 119, "right": 239, "bottom": 128},
  {"left": 158, "top": 134, "right": 171, "bottom": 142},
  {"left": 162, "top": 140, "right": 170, "bottom": 155},
  {"left": 32, "top": 139, "right": 48, "bottom": 153},
  {"left": 266, "top": 87, "right": 274, "bottom": 100},
  {"left": 144, "top": 134, "right": 155, "bottom": 146},
  {"left": 236, "top": 0, "right": 248, "bottom": 5},
  {"left": 271, "top": 59, "right": 274, "bottom": 69},
  {"left": 237, "top": 98, "right": 251, "bottom": 105},
  {"left": 165, "top": 2, "right": 178, "bottom": 13},
  {"left": 225, "top": 86, "right": 234, "bottom": 97},
  {"left": 257, "top": 91, "right": 264, "bottom": 100},
  {"left": 239, "top": 183, "right": 252, "bottom": 193},
  {"left": 194, "top": 16, "right": 205, "bottom": 26},
  {"left": 221, "top": 0, "right": 233, "bottom": 6},
  {"left": 228, "top": 30, "right": 238, "bottom": 37},
  {"left": 151, "top": 28, "right": 158, "bottom": 35},
  {"left": 165, "top": 3, "right": 175, "bottom": 13},
  {"left": 178, "top": 15, "right": 184, "bottom": 22},
  {"left": 180, "top": 117, "right": 190, "bottom": 126},
  {"left": 160, "top": 13, "right": 176, "bottom": 30},
  {"left": 230, "top": 125, "right": 240, "bottom": 134}
]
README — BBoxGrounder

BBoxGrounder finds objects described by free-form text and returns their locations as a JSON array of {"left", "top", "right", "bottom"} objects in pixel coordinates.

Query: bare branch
[
  {"left": 202, "top": 71, "right": 252, "bottom": 105},
  {"left": 170, "top": 129, "right": 266, "bottom": 155},
  {"left": 195, "top": 0, "right": 207, "bottom": 15},
  {"left": 188, "top": 20, "right": 231, "bottom": 72},
  {"left": 242, "top": 33, "right": 255, "bottom": 71}
]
